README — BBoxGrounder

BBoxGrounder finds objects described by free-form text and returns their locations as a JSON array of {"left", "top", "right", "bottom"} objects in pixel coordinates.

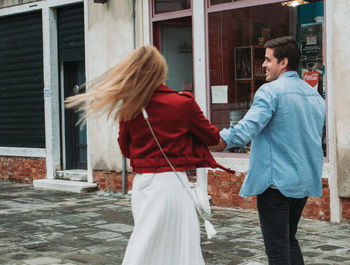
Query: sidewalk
[{"left": 0, "top": 181, "right": 349, "bottom": 265}]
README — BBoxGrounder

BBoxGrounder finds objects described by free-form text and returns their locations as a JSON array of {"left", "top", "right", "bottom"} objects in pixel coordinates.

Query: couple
[{"left": 66, "top": 36, "right": 325, "bottom": 265}]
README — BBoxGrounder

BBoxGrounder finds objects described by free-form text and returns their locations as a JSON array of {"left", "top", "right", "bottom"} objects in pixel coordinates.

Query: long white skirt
[{"left": 122, "top": 171, "right": 205, "bottom": 265}]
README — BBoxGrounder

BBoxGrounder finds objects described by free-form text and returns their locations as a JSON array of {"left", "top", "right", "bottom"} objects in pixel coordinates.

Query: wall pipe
[{"left": 122, "top": 157, "right": 126, "bottom": 194}]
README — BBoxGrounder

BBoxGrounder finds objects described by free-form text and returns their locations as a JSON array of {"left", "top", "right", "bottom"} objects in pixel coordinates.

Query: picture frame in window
[{"left": 235, "top": 46, "right": 253, "bottom": 80}]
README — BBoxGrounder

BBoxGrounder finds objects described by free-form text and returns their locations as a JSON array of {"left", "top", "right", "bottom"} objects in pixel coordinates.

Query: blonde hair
[{"left": 65, "top": 45, "right": 168, "bottom": 122}]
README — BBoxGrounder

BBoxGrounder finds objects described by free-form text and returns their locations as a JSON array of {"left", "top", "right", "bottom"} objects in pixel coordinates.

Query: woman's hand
[{"left": 208, "top": 137, "right": 227, "bottom": 152}]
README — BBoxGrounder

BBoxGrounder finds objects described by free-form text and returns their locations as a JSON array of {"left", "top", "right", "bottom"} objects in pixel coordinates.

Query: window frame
[
  {"left": 149, "top": 0, "right": 195, "bottom": 93},
  {"left": 150, "top": 0, "right": 192, "bottom": 22}
]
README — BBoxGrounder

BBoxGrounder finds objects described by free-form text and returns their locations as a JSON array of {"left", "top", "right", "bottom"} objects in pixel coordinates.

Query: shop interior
[{"left": 208, "top": 1, "right": 324, "bottom": 153}]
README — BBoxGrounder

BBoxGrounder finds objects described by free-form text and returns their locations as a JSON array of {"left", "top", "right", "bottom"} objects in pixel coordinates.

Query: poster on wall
[
  {"left": 211, "top": 85, "right": 228, "bottom": 104},
  {"left": 300, "top": 23, "right": 322, "bottom": 74},
  {"left": 235, "top": 46, "right": 252, "bottom": 80},
  {"left": 303, "top": 72, "right": 319, "bottom": 90}
]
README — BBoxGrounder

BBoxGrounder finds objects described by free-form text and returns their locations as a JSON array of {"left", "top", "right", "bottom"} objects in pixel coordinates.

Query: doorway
[
  {"left": 153, "top": 17, "right": 193, "bottom": 92},
  {"left": 62, "top": 61, "right": 87, "bottom": 170}
]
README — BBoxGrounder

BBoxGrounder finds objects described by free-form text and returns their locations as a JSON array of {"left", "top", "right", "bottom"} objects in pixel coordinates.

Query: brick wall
[
  {"left": 93, "top": 169, "right": 349, "bottom": 222},
  {"left": 342, "top": 198, "right": 350, "bottom": 220},
  {"left": 302, "top": 178, "right": 330, "bottom": 221},
  {"left": 0, "top": 156, "right": 46, "bottom": 183},
  {"left": 208, "top": 170, "right": 257, "bottom": 209},
  {"left": 208, "top": 170, "right": 331, "bottom": 221},
  {"left": 93, "top": 170, "right": 135, "bottom": 192},
  {"left": 0, "top": 155, "right": 347, "bottom": 222}
]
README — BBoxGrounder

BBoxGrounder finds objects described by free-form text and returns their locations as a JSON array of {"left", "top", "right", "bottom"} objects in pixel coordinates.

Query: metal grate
[
  {"left": 0, "top": 11, "right": 45, "bottom": 147},
  {"left": 57, "top": 3, "right": 85, "bottom": 62}
]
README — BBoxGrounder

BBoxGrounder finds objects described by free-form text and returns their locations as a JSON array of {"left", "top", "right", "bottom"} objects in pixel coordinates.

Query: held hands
[{"left": 208, "top": 137, "right": 227, "bottom": 152}]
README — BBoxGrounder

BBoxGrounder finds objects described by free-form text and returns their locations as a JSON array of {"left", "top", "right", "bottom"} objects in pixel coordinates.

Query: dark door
[{"left": 64, "top": 61, "right": 87, "bottom": 169}]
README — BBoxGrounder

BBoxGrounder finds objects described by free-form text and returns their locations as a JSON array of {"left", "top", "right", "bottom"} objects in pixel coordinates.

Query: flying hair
[{"left": 65, "top": 45, "right": 168, "bottom": 122}]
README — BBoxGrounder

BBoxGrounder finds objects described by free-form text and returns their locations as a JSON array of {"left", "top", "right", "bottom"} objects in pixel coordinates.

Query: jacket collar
[{"left": 155, "top": 84, "right": 172, "bottom": 92}]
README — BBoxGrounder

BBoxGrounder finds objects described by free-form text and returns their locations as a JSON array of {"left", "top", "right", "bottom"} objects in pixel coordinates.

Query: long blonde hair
[{"left": 65, "top": 45, "right": 168, "bottom": 122}]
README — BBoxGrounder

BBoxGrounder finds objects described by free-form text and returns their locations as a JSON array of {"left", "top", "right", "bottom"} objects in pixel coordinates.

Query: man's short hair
[{"left": 264, "top": 36, "right": 301, "bottom": 71}]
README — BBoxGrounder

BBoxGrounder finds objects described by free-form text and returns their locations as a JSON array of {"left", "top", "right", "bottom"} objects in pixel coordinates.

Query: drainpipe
[
  {"left": 122, "top": 0, "right": 136, "bottom": 195},
  {"left": 122, "top": 157, "right": 126, "bottom": 194},
  {"left": 132, "top": 0, "right": 136, "bottom": 49}
]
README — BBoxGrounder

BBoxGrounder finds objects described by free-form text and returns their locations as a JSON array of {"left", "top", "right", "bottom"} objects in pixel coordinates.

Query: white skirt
[{"left": 122, "top": 171, "right": 205, "bottom": 265}]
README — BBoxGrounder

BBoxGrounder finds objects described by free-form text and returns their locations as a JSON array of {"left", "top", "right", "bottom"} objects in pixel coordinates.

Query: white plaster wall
[
  {"left": 324, "top": 0, "right": 340, "bottom": 222},
  {"left": 333, "top": 0, "right": 350, "bottom": 198},
  {"left": 86, "top": 0, "right": 143, "bottom": 172}
]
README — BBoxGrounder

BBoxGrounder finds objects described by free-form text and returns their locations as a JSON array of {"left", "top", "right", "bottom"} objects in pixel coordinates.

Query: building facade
[{"left": 0, "top": 0, "right": 349, "bottom": 222}]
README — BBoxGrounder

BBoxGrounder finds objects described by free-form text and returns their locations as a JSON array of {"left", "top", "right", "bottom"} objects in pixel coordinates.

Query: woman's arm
[
  {"left": 117, "top": 121, "right": 131, "bottom": 158},
  {"left": 208, "top": 137, "right": 227, "bottom": 151},
  {"left": 188, "top": 98, "right": 220, "bottom": 146}
]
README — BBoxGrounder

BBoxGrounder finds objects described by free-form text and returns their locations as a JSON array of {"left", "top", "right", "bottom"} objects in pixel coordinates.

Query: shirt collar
[{"left": 277, "top": 71, "right": 299, "bottom": 80}]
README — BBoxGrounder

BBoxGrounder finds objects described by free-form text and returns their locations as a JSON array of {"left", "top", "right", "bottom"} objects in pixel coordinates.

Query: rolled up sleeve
[{"left": 220, "top": 84, "right": 276, "bottom": 149}]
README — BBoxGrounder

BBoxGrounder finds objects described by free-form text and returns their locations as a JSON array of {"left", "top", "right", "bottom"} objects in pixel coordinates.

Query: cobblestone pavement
[{"left": 1, "top": 182, "right": 350, "bottom": 265}]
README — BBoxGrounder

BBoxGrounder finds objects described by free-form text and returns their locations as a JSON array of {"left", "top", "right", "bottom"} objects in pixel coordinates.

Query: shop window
[
  {"left": 154, "top": 0, "right": 191, "bottom": 14},
  {"left": 208, "top": 0, "right": 326, "bottom": 155},
  {"left": 210, "top": 0, "right": 243, "bottom": 5},
  {"left": 153, "top": 17, "right": 193, "bottom": 92}
]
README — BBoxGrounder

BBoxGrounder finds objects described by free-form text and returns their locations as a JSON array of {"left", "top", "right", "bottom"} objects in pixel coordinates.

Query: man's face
[{"left": 262, "top": 48, "right": 287, "bottom": 82}]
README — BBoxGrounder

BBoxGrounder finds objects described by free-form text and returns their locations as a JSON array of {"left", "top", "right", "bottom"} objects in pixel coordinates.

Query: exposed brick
[
  {"left": 342, "top": 198, "right": 350, "bottom": 220},
  {"left": 0, "top": 156, "right": 46, "bottom": 182},
  {"left": 93, "top": 170, "right": 135, "bottom": 193},
  {"left": 208, "top": 169, "right": 330, "bottom": 221},
  {"left": 88, "top": 169, "right": 336, "bottom": 221}
]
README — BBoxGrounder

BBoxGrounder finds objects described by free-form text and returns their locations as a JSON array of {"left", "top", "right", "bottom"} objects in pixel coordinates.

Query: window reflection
[
  {"left": 154, "top": 0, "right": 191, "bottom": 14},
  {"left": 210, "top": 0, "right": 243, "bottom": 5},
  {"left": 208, "top": 1, "right": 326, "bottom": 155}
]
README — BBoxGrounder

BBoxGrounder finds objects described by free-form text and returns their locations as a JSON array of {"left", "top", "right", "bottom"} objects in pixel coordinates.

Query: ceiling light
[{"left": 282, "top": 0, "right": 309, "bottom": 7}]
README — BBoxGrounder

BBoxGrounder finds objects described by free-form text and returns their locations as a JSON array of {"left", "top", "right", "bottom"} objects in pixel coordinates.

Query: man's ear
[{"left": 281, "top": 57, "right": 289, "bottom": 70}]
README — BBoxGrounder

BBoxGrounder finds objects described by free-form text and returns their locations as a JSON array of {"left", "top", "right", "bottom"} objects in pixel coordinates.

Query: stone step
[
  {"left": 33, "top": 179, "right": 97, "bottom": 193},
  {"left": 56, "top": 169, "right": 88, "bottom": 182}
]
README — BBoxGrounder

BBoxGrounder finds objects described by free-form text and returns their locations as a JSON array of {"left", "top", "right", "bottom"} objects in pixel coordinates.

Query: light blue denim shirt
[{"left": 220, "top": 71, "right": 326, "bottom": 198}]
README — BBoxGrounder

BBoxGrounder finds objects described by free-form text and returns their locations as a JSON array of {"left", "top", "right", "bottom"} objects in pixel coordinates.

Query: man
[{"left": 211, "top": 36, "right": 325, "bottom": 265}]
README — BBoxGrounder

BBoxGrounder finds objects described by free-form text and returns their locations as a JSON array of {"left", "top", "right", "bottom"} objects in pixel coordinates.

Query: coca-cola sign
[{"left": 303, "top": 72, "right": 319, "bottom": 88}]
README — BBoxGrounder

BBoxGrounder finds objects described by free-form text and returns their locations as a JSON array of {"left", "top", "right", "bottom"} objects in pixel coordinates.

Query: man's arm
[{"left": 209, "top": 84, "right": 276, "bottom": 153}]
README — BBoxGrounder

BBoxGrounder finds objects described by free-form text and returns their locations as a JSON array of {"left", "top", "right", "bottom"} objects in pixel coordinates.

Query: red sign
[{"left": 303, "top": 72, "right": 319, "bottom": 88}]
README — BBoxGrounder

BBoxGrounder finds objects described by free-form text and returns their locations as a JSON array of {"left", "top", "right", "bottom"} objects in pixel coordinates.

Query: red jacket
[{"left": 118, "top": 85, "right": 234, "bottom": 174}]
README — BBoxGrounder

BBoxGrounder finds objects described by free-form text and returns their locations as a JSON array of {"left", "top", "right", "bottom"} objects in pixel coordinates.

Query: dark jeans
[{"left": 257, "top": 188, "right": 308, "bottom": 265}]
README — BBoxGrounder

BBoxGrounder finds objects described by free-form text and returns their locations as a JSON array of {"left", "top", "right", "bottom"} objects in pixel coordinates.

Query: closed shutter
[
  {"left": 0, "top": 11, "right": 45, "bottom": 148},
  {"left": 57, "top": 4, "right": 84, "bottom": 62}
]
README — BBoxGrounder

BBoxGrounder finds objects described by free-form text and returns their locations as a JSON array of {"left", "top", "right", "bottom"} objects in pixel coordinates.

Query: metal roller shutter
[
  {"left": 57, "top": 4, "right": 84, "bottom": 62},
  {"left": 0, "top": 11, "right": 45, "bottom": 148}
]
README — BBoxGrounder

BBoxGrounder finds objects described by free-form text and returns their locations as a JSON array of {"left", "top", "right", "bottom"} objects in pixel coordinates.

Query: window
[
  {"left": 151, "top": 1, "right": 193, "bottom": 94},
  {"left": 208, "top": 0, "right": 326, "bottom": 155},
  {"left": 210, "top": 0, "right": 244, "bottom": 5},
  {"left": 153, "top": 0, "right": 191, "bottom": 14}
]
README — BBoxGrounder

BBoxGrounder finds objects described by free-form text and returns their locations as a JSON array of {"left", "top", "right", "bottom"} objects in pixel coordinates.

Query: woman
[{"left": 66, "top": 45, "right": 231, "bottom": 265}]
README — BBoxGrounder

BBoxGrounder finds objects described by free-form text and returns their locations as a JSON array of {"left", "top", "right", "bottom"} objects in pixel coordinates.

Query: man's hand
[{"left": 208, "top": 137, "right": 227, "bottom": 152}]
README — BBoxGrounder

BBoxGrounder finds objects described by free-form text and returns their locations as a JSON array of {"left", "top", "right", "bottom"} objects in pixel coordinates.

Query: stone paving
[{"left": 0, "top": 181, "right": 350, "bottom": 265}]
